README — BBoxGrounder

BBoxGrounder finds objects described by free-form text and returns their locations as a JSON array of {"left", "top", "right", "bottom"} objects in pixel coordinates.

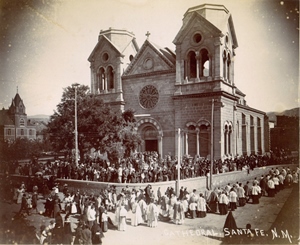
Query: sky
[{"left": 0, "top": 0, "right": 299, "bottom": 116}]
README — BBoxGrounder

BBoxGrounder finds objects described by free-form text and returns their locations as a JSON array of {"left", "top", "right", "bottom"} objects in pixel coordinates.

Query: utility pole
[
  {"left": 210, "top": 99, "right": 215, "bottom": 190},
  {"left": 73, "top": 83, "right": 80, "bottom": 166},
  {"left": 177, "top": 128, "right": 181, "bottom": 196}
]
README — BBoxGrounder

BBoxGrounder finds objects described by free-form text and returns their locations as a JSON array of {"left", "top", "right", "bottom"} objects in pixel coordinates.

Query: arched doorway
[{"left": 142, "top": 126, "right": 158, "bottom": 152}]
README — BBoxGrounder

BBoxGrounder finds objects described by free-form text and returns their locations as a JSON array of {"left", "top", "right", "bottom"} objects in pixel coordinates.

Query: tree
[
  {"left": 47, "top": 84, "right": 141, "bottom": 163},
  {"left": 0, "top": 138, "right": 45, "bottom": 161}
]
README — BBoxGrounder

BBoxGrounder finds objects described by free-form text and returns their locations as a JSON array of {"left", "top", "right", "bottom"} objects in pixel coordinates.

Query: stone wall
[
  {"left": 6, "top": 164, "right": 297, "bottom": 198},
  {"left": 55, "top": 164, "right": 297, "bottom": 197}
]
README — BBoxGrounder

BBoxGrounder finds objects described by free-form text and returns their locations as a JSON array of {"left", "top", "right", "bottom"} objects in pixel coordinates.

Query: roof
[
  {"left": 148, "top": 41, "right": 176, "bottom": 64},
  {"left": 88, "top": 28, "right": 139, "bottom": 62},
  {"left": 235, "top": 87, "right": 245, "bottom": 96},
  {"left": 174, "top": 4, "right": 238, "bottom": 48},
  {"left": 88, "top": 35, "right": 123, "bottom": 62},
  {"left": 0, "top": 109, "right": 14, "bottom": 126},
  {"left": 123, "top": 38, "right": 175, "bottom": 76}
]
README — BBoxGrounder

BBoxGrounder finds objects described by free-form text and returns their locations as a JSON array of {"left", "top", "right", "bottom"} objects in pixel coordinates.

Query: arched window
[
  {"left": 242, "top": 114, "right": 247, "bottom": 154},
  {"left": 257, "top": 118, "right": 262, "bottom": 154},
  {"left": 224, "top": 124, "right": 228, "bottom": 154},
  {"left": 187, "top": 51, "right": 197, "bottom": 79},
  {"left": 29, "top": 129, "right": 32, "bottom": 136},
  {"left": 187, "top": 125, "right": 197, "bottom": 156},
  {"left": 200, "top": 48, "right": 209, "bottom": 77},
  {"left": 228, "top": 125, "right": 232, "bottom": 154},
  {"left": 20, "top": 129, "right": 24, "bottom": 136},
  {"left": 227, "top": 54, "right": 231, "bottom": 82},
  {"left": 107, "top": 66, "right": 114, "bottom": 90},
  {"left": 250, "top": 116, "right": 255, "bottom": 154},
  {"left": 20, "top": 118, "right": 25, "bottom": 127},
  {"left": 199, "top": 124, "right": 209, "bottom": 158},
  {"left": 223, "top": 50, "right": 227, "bottom": 79},
  {"left": 97, "top": 67, "right": 105, "bottom": 91}
]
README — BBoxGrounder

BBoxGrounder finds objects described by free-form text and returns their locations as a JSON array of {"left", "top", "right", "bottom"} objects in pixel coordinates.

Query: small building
[
  {"left": 270, "top": 114, "right": 299, "bottom": 154},
  {"left": 88, "top": 4, "right": 269, "bottom": 160},
  {"left": 0, "top": 92, "right": 36, "bottom": 142}
]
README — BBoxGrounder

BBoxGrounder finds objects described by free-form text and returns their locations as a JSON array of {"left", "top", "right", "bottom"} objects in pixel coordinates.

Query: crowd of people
[
  {"left": 1, "top": 150, "right": 297, "bottom": 186},
  {"left": 0, "top": 159, "right": 298, "bottom": 244},
  {"left": 29, "top": 165, "right": 300, "bottom": 243}
]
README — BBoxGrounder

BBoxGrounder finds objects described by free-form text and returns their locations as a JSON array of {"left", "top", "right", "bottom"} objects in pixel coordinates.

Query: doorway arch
[{"left": 136, "top": 118, "right": 163, "bottom": 156}]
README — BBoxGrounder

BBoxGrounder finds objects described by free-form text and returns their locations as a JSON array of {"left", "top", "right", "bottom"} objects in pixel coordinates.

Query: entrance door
[
  {"left": 142, "top": 125, "right": 158, "bottom": 153},
  {"left": 145, "top": 139, "right": 158, "bottom": 152}
]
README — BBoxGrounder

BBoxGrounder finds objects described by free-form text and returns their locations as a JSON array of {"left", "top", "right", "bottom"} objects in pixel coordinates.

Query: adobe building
[
  {"left": 88, "top": 4, "right": 269, "bottom": 160},
  {"left": 0, "top": 92, "right": 36, "bottom": 142}
]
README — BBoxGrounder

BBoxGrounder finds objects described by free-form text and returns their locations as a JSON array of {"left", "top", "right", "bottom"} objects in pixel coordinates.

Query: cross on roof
[{"left": 145, "top": 31, "right": 151, "bottom": 39}]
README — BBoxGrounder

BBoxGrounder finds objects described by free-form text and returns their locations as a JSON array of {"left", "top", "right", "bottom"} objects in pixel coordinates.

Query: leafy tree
[
  {"left": 47, "top": 84, "right": 141, "bottom": 163},
  {"left": 0, "top": 138, "right": 45, "bottom": 161}
]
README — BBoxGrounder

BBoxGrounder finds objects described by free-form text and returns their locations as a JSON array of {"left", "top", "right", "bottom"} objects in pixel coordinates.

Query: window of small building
[
  {"left": 7, "top": 129, "right": 11, "bottom": 135},
  {"left": 20, "top": 118, "right": 25, "bottom": 127}
]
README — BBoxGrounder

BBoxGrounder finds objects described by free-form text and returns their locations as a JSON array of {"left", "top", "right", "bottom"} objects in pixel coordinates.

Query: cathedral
[{"left": 88, "top": 4, "right": 269, "bottom": 160}]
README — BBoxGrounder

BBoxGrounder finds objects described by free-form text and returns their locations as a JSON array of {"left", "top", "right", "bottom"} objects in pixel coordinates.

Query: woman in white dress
[
  {"left": 131, "top": 198, "right": 143, "bottom": 226},
  {"left": 119, "top": 205, "right": 127, "bottom": 231},
  {"left": 17, "top": 186, "right": 25, "bottom": 204},
  {"left": 147, "top": 199, "right": 158, "bottom": 228}
]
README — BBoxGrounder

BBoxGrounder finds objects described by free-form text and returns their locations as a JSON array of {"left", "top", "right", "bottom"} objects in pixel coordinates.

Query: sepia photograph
[{"left": 0, "top": 0, "right": 299, "bottom": 244}]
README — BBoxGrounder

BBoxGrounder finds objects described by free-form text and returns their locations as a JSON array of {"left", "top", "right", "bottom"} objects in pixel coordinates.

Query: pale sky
[{"left": 0, "top": 0, "right": 299, "bottom": 116}]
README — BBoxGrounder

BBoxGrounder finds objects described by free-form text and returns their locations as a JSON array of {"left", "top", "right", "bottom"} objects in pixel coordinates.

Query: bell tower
[
  {"left": 173, "top": 4, "right": 238, "bottom": 92},
  {"left": 88, "top": 28, "right": 139, "bottom": 112}
]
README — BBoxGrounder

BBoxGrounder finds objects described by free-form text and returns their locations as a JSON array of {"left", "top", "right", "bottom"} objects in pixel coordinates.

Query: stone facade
[
  {"left": 88, "top": 4, "right": 269, "bottom": 160},
  {"left": 0, "top": 93, "right": 36, "bottom": 142}
]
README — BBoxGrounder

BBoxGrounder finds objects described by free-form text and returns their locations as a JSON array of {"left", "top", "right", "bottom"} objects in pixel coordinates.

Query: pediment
[
  {"left": 173, "top": 12, "right": 223, "bottom": 45},
  {"left": 123, "top": 40, "right": 175, "bottom": 76},
  {"left": 88, "top": 35, "right": 123, "bottom": 62}
]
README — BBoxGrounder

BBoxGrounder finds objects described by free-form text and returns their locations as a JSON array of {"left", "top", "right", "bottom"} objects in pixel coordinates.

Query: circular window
[
  {"left": 102, "top": 52, "right": 109, "bottom": 61},
  {"left": 139, "top": 85, "right": 159, "bottom": 109},
  {"left": 129, "top": 55, "right": 134, "bottom": 62},
  {"left": 143, "top": 58, "right": 153, "bottom": 69},
  {"left": 193, "top": 33, "right": 202, "bottom": 44}
]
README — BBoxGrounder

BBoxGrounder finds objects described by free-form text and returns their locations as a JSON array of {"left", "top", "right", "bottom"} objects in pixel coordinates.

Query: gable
[
  {"left": 173, "top": 11, "right": 223, "bottom": 45},
  {"left": 88, "top": 35, "right": 123, "bottom": 62},
  {"left": 123, "top": 40, "right": 175, "bottom": 76}
]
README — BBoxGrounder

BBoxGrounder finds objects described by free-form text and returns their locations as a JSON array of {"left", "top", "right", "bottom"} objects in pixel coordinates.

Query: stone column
[
  {"left": 196, "top": 128, "right": 200, "bottom": 156},
  {"left": 185, "top": 132, "right": 188, "bottom": 155},
  {"left": 195, "top": 51, "right": 200, "bottom": 82},
  {"left": 158, "top": 135, "right": 163, "bottom": 158},
  {"left": 104, "top": 70, "right": 108, "bottom": 93}
]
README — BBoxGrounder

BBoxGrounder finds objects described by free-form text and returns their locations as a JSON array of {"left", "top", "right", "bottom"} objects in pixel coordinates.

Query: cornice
[
  {"left": 122, "top": 69, "right": 175, "bottom": 80},
  {"left": 172, "top": 90, "right": 236, "bottom": 100}
]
